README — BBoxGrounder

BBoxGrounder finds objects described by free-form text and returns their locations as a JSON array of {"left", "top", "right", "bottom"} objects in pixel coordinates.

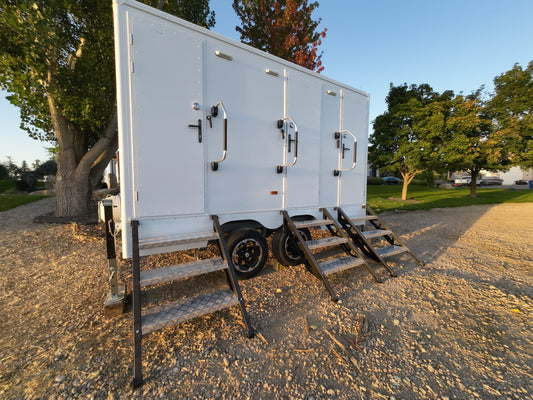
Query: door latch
[{"left": 188, "top": 119, "right": 202, "bottom": 143}]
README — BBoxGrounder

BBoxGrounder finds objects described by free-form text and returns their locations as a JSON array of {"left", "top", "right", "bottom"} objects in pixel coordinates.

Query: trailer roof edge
[{"left": 113, "top": 0, "right": 370, "bottom": 99}]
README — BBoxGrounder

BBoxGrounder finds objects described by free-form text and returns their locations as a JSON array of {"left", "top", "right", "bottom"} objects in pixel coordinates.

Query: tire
[
  {"left": 226, "top": 229, "right": 268, "bottom": 279},
  {"left": 271, "top": 227, "right": 311, "bottom": 267}
]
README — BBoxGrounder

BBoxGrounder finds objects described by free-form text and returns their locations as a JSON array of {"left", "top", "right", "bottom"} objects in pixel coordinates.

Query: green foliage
[
  {"left": 0, "top": 194, "right": 49, "bottom": 212},
  {"left": 0, "top": 1, "right": 114, "bottom": 142},
  {"left": 489, "top": 60, "right": 533, "bottom": 168},
  {"left": 0, "top": 164, "right": 9, "bottom": 180},
  {"left": 369, "top": 83, "right": 454, "bottom": 199},
  {"left": 367, "top": 185, "right": 533, "bottom": 213},
  {"left": 0, "top": 179, "right": 16, "bottom": 193},
  {"left": 151, "top": 0, "right": 215, "bottom": 28},
  {"left": 232, "top": 0, "right": 326, "bottom": 72},
  {"left": 367, "top": 177, "right": 385, "bottom": 185},
  {"left": 35, "top": 159, "right": 57, "bottom": 176},
  {"left": 0, "top": 0, "right": 215, "bottom": 142}
]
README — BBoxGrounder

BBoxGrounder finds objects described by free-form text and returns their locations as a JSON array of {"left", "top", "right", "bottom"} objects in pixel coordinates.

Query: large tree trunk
[
  {"left": 469, "top": 168, "right": 480, "bottom": 198},
  {"left": 47, "top": 81, "right": 118, "bottom": 217},
  {"left": 400, "top": 170, "right": 424, "bottom": 200},
  {"left": 55, "top": 169, "right": 93, "bottom": 216}
]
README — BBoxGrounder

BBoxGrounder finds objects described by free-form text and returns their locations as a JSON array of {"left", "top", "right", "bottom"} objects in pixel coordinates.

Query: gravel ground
[{"left": 0, "top": 198, "right": 531, "bottom": 400}]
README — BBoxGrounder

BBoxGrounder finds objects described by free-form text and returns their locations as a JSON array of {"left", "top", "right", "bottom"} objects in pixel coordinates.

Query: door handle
[{"left": 188, "top": 119, "right": 202, "bottom": 143}]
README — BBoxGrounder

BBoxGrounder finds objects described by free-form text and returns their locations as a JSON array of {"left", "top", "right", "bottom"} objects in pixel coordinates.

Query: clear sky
[{"left": 1, "top": 0, "right": 532, "bottom": 166}]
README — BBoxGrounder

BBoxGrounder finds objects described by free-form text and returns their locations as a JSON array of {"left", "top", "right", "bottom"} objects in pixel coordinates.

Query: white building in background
[{"left": 499, "top": 166, "right": 533, "bottom": 185}]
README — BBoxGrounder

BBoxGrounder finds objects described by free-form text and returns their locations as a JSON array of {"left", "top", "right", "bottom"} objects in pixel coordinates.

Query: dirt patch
[{"left": 0, "top": 198, "right": 531, "bottom": 399}]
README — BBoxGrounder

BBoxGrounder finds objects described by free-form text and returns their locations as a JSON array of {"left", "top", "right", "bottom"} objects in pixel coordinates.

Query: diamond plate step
[
  {"left": 362, "top": 229, "right": 392, "bottom": 239},
  {"left": 319, "top": 256, "right": 365, "bottom": 276},
  {"left": 307, "top": 236, "right": 348, "bottom": 250},
  {"left": 375, "top": 245, "right": 408, "bottom": 258},
  {"left": 141, "top": 289, "right": 238, "bottom": 335},
  {"left": 140, "top": 257, "right": 227, "bottom": 288},
  {"left": 350, "top": 215, "right": 378, "bottom": 223},
  {"left": 294, "top": 219, "right": 335, "bottom": 229},
  {"left": 139, "top": 231, "right": 219, "bottom": 254}
]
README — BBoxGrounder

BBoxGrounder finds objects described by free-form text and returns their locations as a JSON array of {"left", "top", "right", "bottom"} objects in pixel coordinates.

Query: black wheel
[
  {"left": 226, "top": 229, "right": 268, "bottom": 279},
  {"left": 272, "top": 227, "right": 311, "bottom": 267}
]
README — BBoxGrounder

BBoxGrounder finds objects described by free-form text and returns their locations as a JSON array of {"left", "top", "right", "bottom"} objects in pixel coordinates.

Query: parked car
[
  {"left": 382, "top": 176, "right": 402, "bottom": 185},
  {"left": 479, "top": 177, "right": 503, "bottom": 186},
  {"left": 515, "top": 180, "right": 528, "bottom": 185},
  {"left": 453, "top": 177, "right": 471, "bottom": 187}
]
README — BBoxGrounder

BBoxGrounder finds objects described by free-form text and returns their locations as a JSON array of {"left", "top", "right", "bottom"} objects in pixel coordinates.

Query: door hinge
[
  {"left": 130, "top": 34, "right": 134, "bottom": 45},
  {"left": 136, "top": 192, "right": 139, "bottom": 202},
  {"left": 131, "top": 62, "right": 134, "bottom": 73}
]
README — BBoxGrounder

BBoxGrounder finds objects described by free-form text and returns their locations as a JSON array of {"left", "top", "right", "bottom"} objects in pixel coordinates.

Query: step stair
[
  {"left": 130, "top": 216, "right": 254, "bottom": 388},
  {"left": 306, "top": 236, "right": 348, "bottom": 250},
  {"left": 141, "top": 289, "right": 238, "bottom": 335},
  {"left": 294, "top": 219, "right": 335, "bottom": 229},
  {"left": 375, "top": 245, "right": 408, "bottom": 258},
  {"left": 140, "top": 257, "right": 227, "bottom": 288},
  {"left": 319, "top": 256, "right": 365, "bottom": 276},
  {"left": 336, "top": 206, "right": 424, "bottom": 281},
  {"left": 139, "top": 231, "right": 219, "bottom": 255},
  {"left": 281, "top": 210, "right": 375, "bottom": 301},
  {"left": 351, "top": 215, "right": 378, "bottom": 224},
  {"left": 362, "top": 229, "right": 392, "bottom": 239}
]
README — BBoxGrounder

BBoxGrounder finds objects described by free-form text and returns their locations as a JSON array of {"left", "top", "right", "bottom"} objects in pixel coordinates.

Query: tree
[
  {"left": 0, "top": 0, "right": 214, "bottom": 217},
  {"left": 369, "top": 83, "right": 453, "bottom": 200},
  {"left": 440, "top": 92, "right": 502, "bottom": 197},
  {"left": 489, "top": 60, "right": 533, "bottom": 168},
  {"left": 232, "top": 0, "right": 326, "bottom": 72}
]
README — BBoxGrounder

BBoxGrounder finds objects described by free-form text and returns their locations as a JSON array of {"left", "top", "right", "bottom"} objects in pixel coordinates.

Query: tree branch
[
  {"left": 76, "top": 110, "right": 117, "bottom": 176},
  {"left": 67, "top": 37, "right": 85, "bottom": 71}
]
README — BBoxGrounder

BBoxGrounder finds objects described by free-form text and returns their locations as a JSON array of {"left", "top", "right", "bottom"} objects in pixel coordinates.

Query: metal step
[
  {"left": 362, "top": 229, "right": 392, "bottom": 239},
  {"left": 375, "top": 245, "right": 408, "bottom": 258},
  {"left": 139, "top": 231, "right": 219, "bottom": 251},
  {"left": 141, "top": 289, "right": 238, "bottom": 335},
  {"left": 140, "top": 257, "right": 227, "bottom": 288},
  {"left": 307, "top": 236, "right": 348, "bottom": 250},
  {"left": 350, "top": 215, "right": 378, "bottom": 223},
  {"left": 294, "top": 219, "right": 335, "bottom": 229},
  {"left": 319, "top": 256, "right": 365, "bottom": 276}
]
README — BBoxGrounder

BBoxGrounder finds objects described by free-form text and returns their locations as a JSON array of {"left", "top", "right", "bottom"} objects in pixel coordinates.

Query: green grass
[
  {"left": 0, "top": 195, "right": 49, "bottom": 212},
  {"left": 367, "top": 185, "right": 533, "bottom": 213},
  {"left": 0, "top": 180, "right": 16, "bottom": 193}
]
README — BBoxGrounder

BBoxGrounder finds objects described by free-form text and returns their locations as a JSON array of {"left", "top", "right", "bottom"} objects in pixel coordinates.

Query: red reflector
[{"left": 270, "top": 191, "right": 278, "bottom": 195}]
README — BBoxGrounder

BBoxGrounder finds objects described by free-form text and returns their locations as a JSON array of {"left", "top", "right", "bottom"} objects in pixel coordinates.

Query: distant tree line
[
  {"left": 0, "top": 158, "right": 57, "bottom": 191},
  {"left": 369, "top": 60, "right": 533, "bottom": 200}
]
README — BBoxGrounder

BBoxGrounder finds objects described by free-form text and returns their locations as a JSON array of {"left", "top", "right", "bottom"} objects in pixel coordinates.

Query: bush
[
  {"left": 0, "top": 164, "right": 9, "bottom": 180},
  {"left": 367, "top": 177, "right": 385, "bottom": 185},
  {"left": 35, "top": 160, "right": 57, "bottom": 176},
  {"left": 15, "top": 171, "right": 40, "bottom": 191},
  {"left": 0, "top": 180, "right": 16, "bottom": 193}
]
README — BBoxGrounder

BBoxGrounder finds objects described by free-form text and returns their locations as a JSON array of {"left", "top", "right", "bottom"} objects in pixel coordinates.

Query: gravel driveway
[{"left": 0, "top": 198, "right": 531, "bottom": 399}]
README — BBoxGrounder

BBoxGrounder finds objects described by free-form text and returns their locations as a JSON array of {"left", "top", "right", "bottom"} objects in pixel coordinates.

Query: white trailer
[
  {"left": 113, "top": 0, "right": 370, "bottom": 274},
  {"left": 108, "top": 1, "right": 425, "bottom": 386}
]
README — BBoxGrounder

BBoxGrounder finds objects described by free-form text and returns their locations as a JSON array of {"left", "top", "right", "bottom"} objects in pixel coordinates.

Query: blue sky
[{"left": 1, "top": 0, "right": 532, "bottom": 165}]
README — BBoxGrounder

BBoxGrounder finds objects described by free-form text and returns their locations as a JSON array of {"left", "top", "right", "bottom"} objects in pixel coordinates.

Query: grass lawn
[
  {"left": 367, "top": 185, "right": 533, "bottom": 213},
  {"left": 1, "top": 186, "right": 532, "bottom": 214},
  {"left": 0, "top": 195, "right": 50, "bottom": 212}
]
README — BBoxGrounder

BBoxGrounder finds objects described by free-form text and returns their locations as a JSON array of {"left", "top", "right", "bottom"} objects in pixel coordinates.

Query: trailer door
[
  {"left": 129, "top": 14, "right": 205, "bottom": 217},
  {"left": 284, "top": 70, "right": 321, "bottom": 209},
  {"left": 319, "top": 85, "right": 342, "bottom": 207},
  {"left": 205, "top": 42, "right": 284, "bottom": 214},
  {"left": 339, "top": 90, "right": 369, "bottom": 207}
]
